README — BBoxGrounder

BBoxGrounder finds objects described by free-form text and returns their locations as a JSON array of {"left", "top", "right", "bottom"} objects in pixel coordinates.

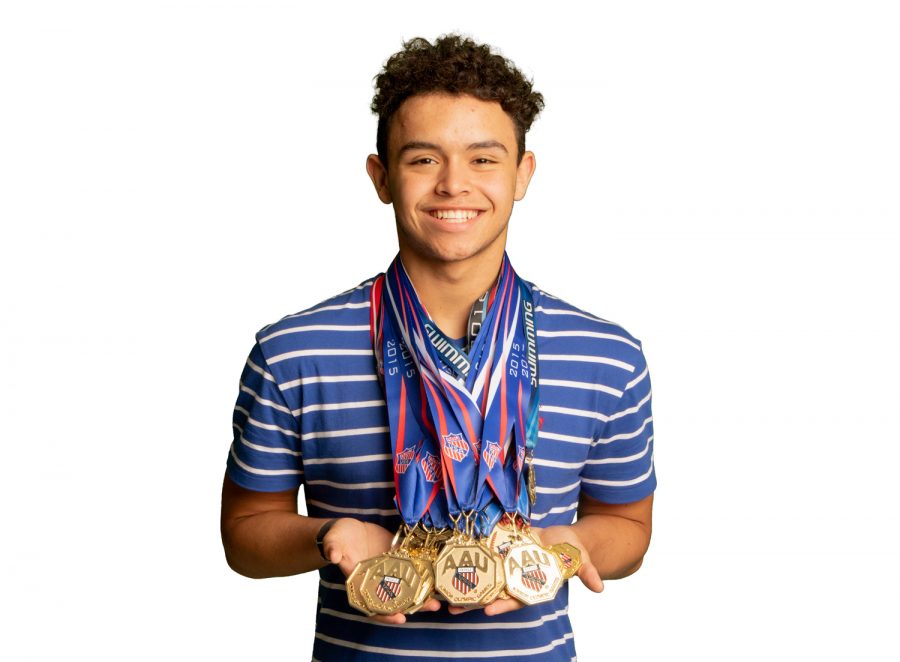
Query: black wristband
[{"left": 315, "top": 518, "right": 339, "bottom": 563}]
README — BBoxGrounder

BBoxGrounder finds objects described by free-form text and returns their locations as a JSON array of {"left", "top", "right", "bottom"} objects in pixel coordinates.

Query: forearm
[
  {"left": 570, "top": 512, "right": 651, "bottom": 580},
  {"left": 222, "top": 509, "right": 331, "bottom": 579},
  {"left": 220, "top": 474, "right": 332, "bottom": 579}
]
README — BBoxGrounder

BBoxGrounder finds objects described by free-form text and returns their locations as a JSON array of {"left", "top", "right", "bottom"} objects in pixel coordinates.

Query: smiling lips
[{"left": 429, "top": 209, "right": 482, "bottom": 223}]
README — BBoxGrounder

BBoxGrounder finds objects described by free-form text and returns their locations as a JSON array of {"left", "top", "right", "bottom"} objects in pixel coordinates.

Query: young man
[{"left": 221, "top": 35, "right": 655, "bottom": 660}]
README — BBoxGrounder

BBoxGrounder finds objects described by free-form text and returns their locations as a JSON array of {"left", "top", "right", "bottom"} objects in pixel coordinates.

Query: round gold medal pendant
[
  {"left": 503, "top": 542, "right": 564, "bottom": 605},
  {"left": 360, "top": 552, "right": 423, "bottom": 615},
  {"left": 434, "top": 541, "right": 505, "bottom": 606}
]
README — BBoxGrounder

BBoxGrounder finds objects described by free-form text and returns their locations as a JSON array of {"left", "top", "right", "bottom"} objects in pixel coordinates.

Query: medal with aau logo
[
  {"left": 360, "top": 551, "right": 423, "bottom": 615},
  {"left": 504, "top": 542, "right": 564, "bottom": 605},
  {"left": 434, "top": 538, "right": 504, "bottom": 606},
  {"left": 345, "top": 557, "right": 378, "bottom": 616},
  {"left": 486, "top": 515, "right": 537, "bottom": 560},
  {"left": 405, "top": 556, "right": 436, "bottom": 614},
  {"left": 549, "top": 542, "right": 582, "bottom": 580}
]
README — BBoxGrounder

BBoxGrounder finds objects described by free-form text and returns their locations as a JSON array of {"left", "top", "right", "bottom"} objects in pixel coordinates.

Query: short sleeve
[
  {"left": 580, "top": 347, "right": 656, "bottom": 504},
  {"left": 226, "top": 341, "right": 304, "bottom": 492}
]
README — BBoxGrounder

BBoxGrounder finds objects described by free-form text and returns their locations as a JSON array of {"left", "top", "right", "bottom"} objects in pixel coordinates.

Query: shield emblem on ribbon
[
  {"left": 421, "top": 452, "right": 442, "bottom": 483},
  {"left": 395, "top": 447, "right": 415, "bottom": 474},
  {"left": 482, "top": 441, "right": 500, "bottom": 470},
  {"left": 442, "top": 433, "right": 469, "bottom": 462}
]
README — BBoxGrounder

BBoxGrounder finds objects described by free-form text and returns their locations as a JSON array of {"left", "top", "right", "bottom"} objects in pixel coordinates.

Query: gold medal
[
  {"left": 404, "top": 556, "right": 435, "bottom": 614},
  {"left": 360, "top": 551, "right": 424, "bottom": 615},
  {"left": 549, "top": 542, "right": 582, "bottom": 580},
  {"left": 434, "top": 537, "right": 505, "bottom": 606},
  {"left": 526, "top": 461, "right": 537, "bottom": 506},
  {"left": 486, "top": 515, "right": 536, "bottom": 560},
  {"left": 346, "top": 557, "right": 379, "bottom": 616},
  {"left": 503, "top": 541, "right": 564, "bottom": 605},
  {"left": 403, "top": 526, "right": 444, "bottom": 614}
]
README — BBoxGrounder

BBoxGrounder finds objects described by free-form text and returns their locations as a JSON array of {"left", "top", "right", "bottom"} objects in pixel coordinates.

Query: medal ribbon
[{"left": 373, "top": 254, "right": 540, "bottom": 533}]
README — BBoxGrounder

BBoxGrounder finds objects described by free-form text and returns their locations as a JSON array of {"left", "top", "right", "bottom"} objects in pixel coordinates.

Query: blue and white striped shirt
[{"left": 227, "top": 276, "right": 656, "bottom": 661}]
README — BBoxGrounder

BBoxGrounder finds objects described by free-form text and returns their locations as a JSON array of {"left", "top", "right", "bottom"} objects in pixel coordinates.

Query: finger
[
  {"left": 576, "top": 561, "right": 604, "bottom": 593},
  {"left": 337, "top": 557, "right": 358, "bottom": 579},
  {"left": 448, "top": 604, "right": 482, "bottom": 615},
  {"left": 325, "top": 545, "right": 343, "bottom": 566},
  {"left": 372, "top": 613, "right": 406, "bottom": 625},
  {"left": 418, "top": 597, "right": 442, "bottom": 612},
  {"left": 484, "top": 597, "right": 525, "bottom": 616}
]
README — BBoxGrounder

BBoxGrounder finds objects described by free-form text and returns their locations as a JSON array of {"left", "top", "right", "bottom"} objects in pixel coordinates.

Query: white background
[{"left": 2, "top": 1, "right": 898, "bottom": 660}]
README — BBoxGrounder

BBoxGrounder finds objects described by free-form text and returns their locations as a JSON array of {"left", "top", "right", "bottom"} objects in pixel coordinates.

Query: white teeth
[{"left": 432, "top": 209, "right": 479, "bottom": 221}]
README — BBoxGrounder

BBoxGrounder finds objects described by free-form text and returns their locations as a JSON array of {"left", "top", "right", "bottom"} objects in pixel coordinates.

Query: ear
[
  {"left": 366, "top": 154, "right": 393, "bottom": 204},
  {"left": 514, "top": 151, "right": 536, "bottom": 201}
]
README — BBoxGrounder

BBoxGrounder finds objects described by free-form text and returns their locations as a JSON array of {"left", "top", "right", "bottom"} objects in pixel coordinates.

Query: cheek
[
  {"left": 484, "top": 178, "right": 517, "bottom": 209},
  {"left": 392, "top": 177, "right": 430, "bottom": 209}
]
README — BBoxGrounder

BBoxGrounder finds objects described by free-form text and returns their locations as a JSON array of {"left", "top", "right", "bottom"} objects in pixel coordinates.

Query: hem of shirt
[
  {"left": 226, "top": 459, "right": 303, "bottom": 493},
  {"left": 580, "top": 476, "right": 656, "bottom": 505}
]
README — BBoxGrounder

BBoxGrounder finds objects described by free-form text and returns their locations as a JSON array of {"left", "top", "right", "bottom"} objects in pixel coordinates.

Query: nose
[{"left": 435, "top": 158, "right": 469, "bottom": 197}]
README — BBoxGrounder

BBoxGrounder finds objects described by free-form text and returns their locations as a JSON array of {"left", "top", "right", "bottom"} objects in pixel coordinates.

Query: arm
[
  {"left": 543, "top": 491, "right": 653, "bottom": 580},
  {"left": 463, "top": 492, "right": 653, "bottom": 617},
  {"left": 220, "top": 473, "right": 440, "bottom": 623},
  {"left": 220, "top": 474, "right": 327, "bottom": 578},
  {"left": 220, "top": 473, "right": 396, "bottom": 579}
]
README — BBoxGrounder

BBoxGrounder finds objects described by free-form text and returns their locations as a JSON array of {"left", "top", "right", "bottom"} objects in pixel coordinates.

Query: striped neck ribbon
[{"left": 371, "top": 254, "right": 540, "bottom": 534}]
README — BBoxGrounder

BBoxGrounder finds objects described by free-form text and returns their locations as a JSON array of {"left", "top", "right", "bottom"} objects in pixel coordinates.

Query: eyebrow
[
  {"left": 467, "top": 140, "right": 508, "bottom": 153},
  {"left": 398, "top": 141, "right": 442, "bottom": 156},
  {"left": 397, "top": 140, "right": 509, "bottom": 155}
]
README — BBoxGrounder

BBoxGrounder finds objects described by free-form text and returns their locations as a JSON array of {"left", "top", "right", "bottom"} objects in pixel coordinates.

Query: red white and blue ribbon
[{"left": 372, "top": 254, "right": 540, "bottom": 534}]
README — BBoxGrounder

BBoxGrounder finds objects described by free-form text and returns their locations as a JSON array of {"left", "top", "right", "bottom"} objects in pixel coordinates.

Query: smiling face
[{"left": 367, "top": 93, "right": 536, "bottom": 279}]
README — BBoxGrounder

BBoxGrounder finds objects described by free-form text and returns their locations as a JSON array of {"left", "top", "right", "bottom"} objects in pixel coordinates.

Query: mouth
[{"left": 427, "top": 209, "right": 484, "bottom": 224}]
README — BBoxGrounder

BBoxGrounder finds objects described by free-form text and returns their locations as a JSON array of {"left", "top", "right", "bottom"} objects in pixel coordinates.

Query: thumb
[
  {"left": 327, "top": 546, "right": 343, "bottom": 565},
  {"left": 576, "top": 560, "right": 604, "bottom": 593},
  {"left": 322, "top": 537, "right": 344, "bottom": 567}
]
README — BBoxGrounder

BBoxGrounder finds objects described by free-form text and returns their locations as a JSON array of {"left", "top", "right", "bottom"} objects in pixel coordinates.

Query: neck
[{"left": 398, "top": 251, "right": 504, "bottom": 339}]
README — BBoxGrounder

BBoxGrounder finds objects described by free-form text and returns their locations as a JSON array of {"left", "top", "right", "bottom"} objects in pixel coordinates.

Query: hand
[
  {"left": 447, "top": 594, "right": 525, "bottom": 617},
  {"left": 535, "top": 525, "right": 604, "bottom": 593},
  {"left": 321, "top": 518, "right": 442, "bottom": 624},
  {"left": 447, "top": 524, "right": 603, "bottom": 617}
]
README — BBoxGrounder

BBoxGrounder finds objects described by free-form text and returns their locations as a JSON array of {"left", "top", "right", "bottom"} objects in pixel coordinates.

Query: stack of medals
[
  {"left": 485, "top": 512, "right": 582, "bottom": 604},
  {"left": 346, "top": 255, "right": 583, "bottom": 615},
  {"left": 347, "top": 525, "right": 452, "bottom": 615}
]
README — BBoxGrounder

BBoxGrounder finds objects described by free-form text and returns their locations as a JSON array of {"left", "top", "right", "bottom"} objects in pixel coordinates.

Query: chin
[{"left": 431, "top": 241, "right": 493, "bottom": 264}]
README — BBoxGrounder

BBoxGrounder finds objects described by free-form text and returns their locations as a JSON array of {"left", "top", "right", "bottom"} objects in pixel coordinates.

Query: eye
[
  {"left": 473, "top": 158, "right": 495, "bottom": 165},
  {"left": 412, "top": 157, "right": 437, "bottom": 165}
]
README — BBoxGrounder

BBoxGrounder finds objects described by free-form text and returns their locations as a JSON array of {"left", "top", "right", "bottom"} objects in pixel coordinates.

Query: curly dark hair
[{"left": 372, "top": 35, "right": 544, "bottom": 165}]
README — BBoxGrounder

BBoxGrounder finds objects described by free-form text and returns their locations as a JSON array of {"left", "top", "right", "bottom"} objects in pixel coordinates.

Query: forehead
[{"left": 388, "top": 93, "right": 517, "bottom": 151}]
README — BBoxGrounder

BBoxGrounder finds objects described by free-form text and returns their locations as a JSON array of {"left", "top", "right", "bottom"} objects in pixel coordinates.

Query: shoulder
[
  {"left": 256, "top": 276, "right": 377, "bottom": 340},
  {"left": 252, "top": 276, "right": 379, "bottom": 373},
  {"left": 529, "top": 283, "right": 648, "bottom": 393}
]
